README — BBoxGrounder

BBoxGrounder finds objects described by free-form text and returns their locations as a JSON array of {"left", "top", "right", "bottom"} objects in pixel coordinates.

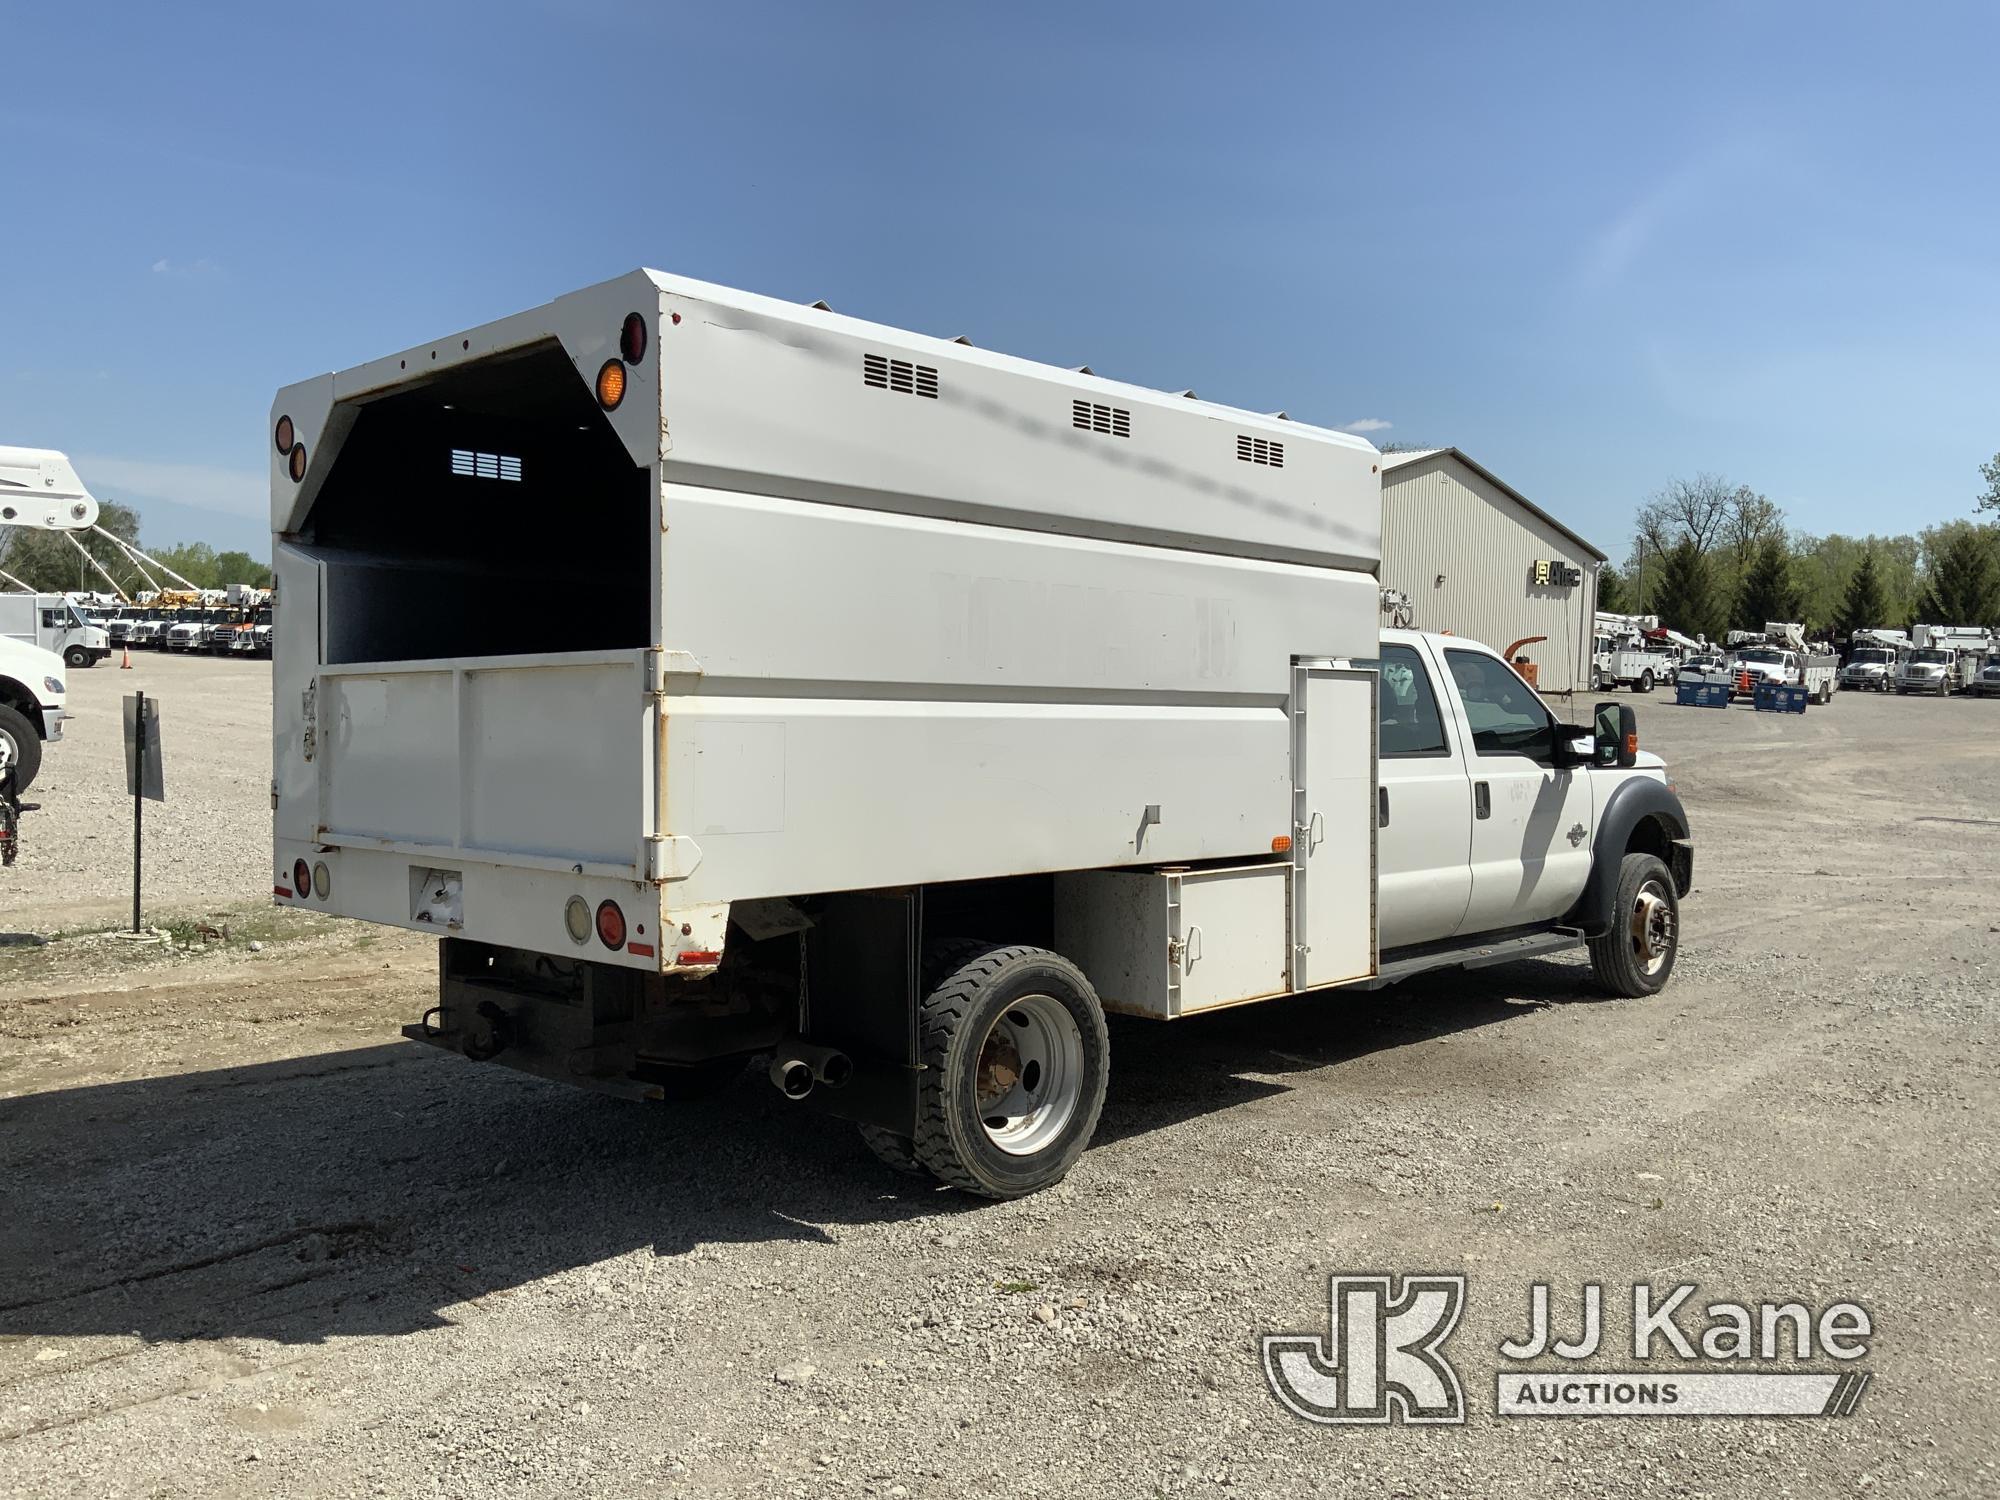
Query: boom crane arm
[
  {"left": 64, "top": 532, "right": 131, "bottom": 603},
  {"left": 0, "top": 447, "right": 101, "bottom": 534}
]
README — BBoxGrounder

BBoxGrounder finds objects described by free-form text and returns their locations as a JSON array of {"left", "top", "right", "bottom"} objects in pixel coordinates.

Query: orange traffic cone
[{"left": 121, "top": 645, "right": 132, "bottom": 669}]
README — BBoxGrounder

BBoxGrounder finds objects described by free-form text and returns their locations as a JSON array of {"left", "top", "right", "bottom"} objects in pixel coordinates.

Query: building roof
[{"left": 1379, "top": 446, "right": 1607, "bottom": 563}]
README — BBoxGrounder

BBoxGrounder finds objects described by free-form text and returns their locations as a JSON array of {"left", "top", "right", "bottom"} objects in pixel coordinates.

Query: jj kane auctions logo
[{"left": 1264, "top": 1275, "right": 1873, "bottom": 1423}]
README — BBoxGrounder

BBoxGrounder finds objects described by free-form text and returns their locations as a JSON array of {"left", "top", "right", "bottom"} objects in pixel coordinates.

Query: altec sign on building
[{"left": 1379, "top": 448, "right": 1605, "bottom": 696}]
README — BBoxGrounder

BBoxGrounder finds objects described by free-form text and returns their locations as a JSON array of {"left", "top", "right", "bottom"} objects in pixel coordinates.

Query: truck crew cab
[{"left": 269, "top": 270, "right": 1692, "bottom": 1199}]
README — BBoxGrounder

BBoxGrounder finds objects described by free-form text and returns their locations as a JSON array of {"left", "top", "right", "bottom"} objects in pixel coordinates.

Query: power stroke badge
[{"left": 1263, "top": 1275, "right": 1873, "bottom": 1424}]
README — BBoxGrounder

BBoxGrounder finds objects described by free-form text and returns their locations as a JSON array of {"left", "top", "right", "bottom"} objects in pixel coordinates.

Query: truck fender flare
[
  {"left": 1565, "top": 778, "right": 1692, "bottom": 937},
  {"left": 0, "top": 677, "right": 46, "bottom": 738}
]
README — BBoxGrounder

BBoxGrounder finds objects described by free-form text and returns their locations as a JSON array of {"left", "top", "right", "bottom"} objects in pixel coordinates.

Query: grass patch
[{"left": 0, "top": 903, "right": 360, "bottom": 985}]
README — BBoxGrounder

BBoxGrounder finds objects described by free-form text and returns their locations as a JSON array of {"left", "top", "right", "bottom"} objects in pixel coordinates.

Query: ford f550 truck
[{"left": 269, "top": 271, "right": 1693, "bottom": 1198}]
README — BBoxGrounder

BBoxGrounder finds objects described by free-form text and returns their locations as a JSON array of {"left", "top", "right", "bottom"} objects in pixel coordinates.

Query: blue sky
[{"left": 5, "top": 0, "right": 1997, "bottom": 563}]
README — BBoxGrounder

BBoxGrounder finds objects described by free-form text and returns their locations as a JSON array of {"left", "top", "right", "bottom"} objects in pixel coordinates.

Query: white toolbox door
[{"left": 1295, "top": 667, "right": 1377, "bottom": 989}]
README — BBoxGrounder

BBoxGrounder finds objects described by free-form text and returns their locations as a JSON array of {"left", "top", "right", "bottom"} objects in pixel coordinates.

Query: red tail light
[
  {"left": 620, "top": 312, "right": 648, "bottom": 364},
  {"left": 292, "top": 858, "right": 311, "bottom": 898},
  {"left": 595, "top": 900, "right": 626, "bottom": 949}
]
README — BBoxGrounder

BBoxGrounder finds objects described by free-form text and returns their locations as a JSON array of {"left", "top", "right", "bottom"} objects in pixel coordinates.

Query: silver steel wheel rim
[
  {"left": 973, "top": 993, "right": 1084, "bottom": 1156},
  {"left": 1631, "top": 882, "right": 1675, "bottom": 977},
  {"left": 0, "top": 727, "right": 14, "bottom": 775}
]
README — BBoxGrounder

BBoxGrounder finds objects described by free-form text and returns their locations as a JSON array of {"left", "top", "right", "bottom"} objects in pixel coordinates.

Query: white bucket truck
[
  {"left": 1899, "top": 625, "right": 1993, "bottom": 695},
  {"left": 1841, "top": 628, "right": 1907, "bottom": 692},
  {"left": 1593, "top": 612, "right": 1668, "bottom": 692},
  {"left": 1727, "top": 623, "right": 1839, "bottom": 703},
  {"left": 0, "top": 446, "right": 100, "bottom": 788},
  {"left": 269, "top": 272, "right": 1694, "bottom": 1197}
]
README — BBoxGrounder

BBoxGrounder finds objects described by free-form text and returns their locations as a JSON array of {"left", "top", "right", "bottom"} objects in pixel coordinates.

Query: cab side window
[
  {"left": 1378, "top": 643, "right": 1449, "bottom": 757},
  {"left": 1445, "top": 648, "right": 1554, "bottom": 761}
]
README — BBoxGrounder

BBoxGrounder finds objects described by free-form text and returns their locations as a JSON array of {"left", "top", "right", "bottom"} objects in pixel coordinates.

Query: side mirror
[{"left": 1593, "top": 702, "right": 1638, "bottom": 768}]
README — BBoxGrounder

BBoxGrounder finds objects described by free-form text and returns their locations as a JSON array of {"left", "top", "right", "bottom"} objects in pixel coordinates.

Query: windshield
[
  {"left": 1910, "top": 649, "right": 1950, "bottom": 665},
  {"left": 1738, "top": 649, "right": 1784, "bottom": 664},
  {"left": 67, "top": 605, "right": 93, "bottom": 629},
  {"left": 1851, "top": 649, "right": 1892, "bottom": 665}
]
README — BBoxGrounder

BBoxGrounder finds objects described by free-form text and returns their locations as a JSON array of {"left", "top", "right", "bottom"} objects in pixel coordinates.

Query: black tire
[
  {"left": 856, "top": 1123, "right": 929, "bottom": 1177},
  {"left": 911, "top": 943, "right": 1109, "bottom": 1199},
  {"left": 1588, "top": 853, "right": 1679, "bottom": 998},
  {"left": 63, "top": 645, "right": 90, "bottom": 669},
  {"left": 1637, "top": 669, "right": 1655, "bottom": 693},
  {"left": 0, "top": 704, "right": 42, "bottom": 793}
]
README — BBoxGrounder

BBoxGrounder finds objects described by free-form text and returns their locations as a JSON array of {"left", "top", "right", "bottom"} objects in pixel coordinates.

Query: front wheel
[
  {"left": 911, "top": 943, "right": 1109, "bottom": 1199},
  {"left": 1588, "top": 853, "right": 1680, "bottom": 998},
  {"left": 0, "top": 704, "right": 41, "bottom": 793},
  {"left": 63, "top": 645, "right": 91, "bottom": 669}
]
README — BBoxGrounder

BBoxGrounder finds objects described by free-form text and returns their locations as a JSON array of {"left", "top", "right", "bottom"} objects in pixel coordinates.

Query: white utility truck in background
[
  {"left": 1841, "top": 628, "right": 1907, "bottom": 692},
  {"left": 1593, "top": 613, "right": 1666, "bottom": 692},
  {"left": 0, "top": 446, "right": 99, "bottom": 789},
  {"left": 1900, "top": 625, "right": 1994, "bottom": 696},
  {"left": 0, "top": 592, "right": 110, "bottom": 669},
  {"left": 1727, "top": 623, "right": 1839, "bottom": 703},
  {"left": 269, "top": 272, "right": 1694, "bottom": 1198}
]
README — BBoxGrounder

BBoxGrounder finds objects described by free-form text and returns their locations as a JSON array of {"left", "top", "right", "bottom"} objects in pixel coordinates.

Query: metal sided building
[{"left": 1378, "top": 447, "right": 1605, "bottom": 697}]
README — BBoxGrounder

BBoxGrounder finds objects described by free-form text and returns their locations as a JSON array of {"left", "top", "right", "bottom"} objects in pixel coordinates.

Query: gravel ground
[
  {"left": 4, "top": 650, "right": 274, "bottom": 933},
  {"left": 2, "top": 686, "right": 1996, "bottom": 1498}
]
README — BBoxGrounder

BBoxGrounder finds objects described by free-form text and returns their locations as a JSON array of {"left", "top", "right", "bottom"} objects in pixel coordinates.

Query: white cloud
[
  {"left": 1576, "top": 138, "right": 1782, "bottom": 295},
  {"left": 150, "top": 257, "right": 221, "bottom": 277},
  {"left": 72, "top": 454, "right": 266, "bottom": 520},
  {"left": 1342, "top": 418, "right": 1392, "bottom": 434}
]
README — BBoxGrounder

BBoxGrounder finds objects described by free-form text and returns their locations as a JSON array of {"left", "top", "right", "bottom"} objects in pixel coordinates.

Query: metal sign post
[{"left": 122, "top": 691, "right": 165, "bottom": 933}]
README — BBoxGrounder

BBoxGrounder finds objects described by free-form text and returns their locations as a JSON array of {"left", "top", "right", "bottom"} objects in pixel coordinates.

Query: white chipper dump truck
[{"left": 270, "top": 272, "right": 1693, "bottom": 1197}]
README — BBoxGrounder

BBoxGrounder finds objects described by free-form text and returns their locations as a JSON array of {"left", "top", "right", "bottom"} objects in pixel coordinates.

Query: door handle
[
  {"left": 1474, "top": 781, "right": 1491, "bottom": 819},
  {"left": 1377, "top": 786, "right": 1389, "bottom": 828},
  {"left": 1308, "top": 809, "right": 1325, "bottom": 850}
]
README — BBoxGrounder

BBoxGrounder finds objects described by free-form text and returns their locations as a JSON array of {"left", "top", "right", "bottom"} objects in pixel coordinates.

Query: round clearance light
[
  {"left": 564, "top": 895, "right": 592, "bottom": 945},
  {"left": 595, "top": 358, "right": 627, "bottom": 410},
  {"left": 293, "top": 858, "right": 312, "bottom": 899},
  {"left": 595, "top": 899, "right": 627, "bottom": 950},
  {"left": 274, "top": 415, "right": 295, "bottom": 454},
  {"left": 312, "top": 861, "right": 332, "bottom": 901},
  {"left": 288, "top": 443, "right": 308, "bottom": 482},
  {"left": 620, "top": 311, "right": 648, "bottom": 364}
]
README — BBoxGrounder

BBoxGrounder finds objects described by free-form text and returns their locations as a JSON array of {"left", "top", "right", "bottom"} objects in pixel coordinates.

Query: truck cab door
[
  {"left": 1439, "top": 646, "right": 1593, "bottom": 937},
  {"left": 1374, "top": 640, "right": 1473, "bottom": 950}
]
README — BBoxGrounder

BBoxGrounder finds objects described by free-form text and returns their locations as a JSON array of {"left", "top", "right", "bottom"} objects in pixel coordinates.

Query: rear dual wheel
[{"left": 861, "top": 943, "right": 1109, "bottom": 1198}]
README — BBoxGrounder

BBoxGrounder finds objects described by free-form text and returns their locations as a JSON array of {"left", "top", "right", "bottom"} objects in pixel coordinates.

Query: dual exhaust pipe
[{"left": 768, "top": 1040, "right": 853, "bottom": 1100}]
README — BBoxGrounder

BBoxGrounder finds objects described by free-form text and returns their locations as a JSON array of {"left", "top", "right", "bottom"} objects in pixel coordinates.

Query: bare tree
[{"left": 1634, "top": 473, "right": 1737, "bottom": 556}]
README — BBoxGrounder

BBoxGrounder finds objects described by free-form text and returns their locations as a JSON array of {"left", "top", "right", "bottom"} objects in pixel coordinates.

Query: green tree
[
  {"left": 212, "top": 551, "right": 275, "bottom": 589},
  {"left": 1735, "top": 536, "right": 1799, "bottom": 630},
  {"left": 1648, "top": 539, "right": 1721, "bottom": 642},
  {"left": 1597, "top": 562, "right": 1629, "bottom": 614},
  {"left": 1835, "top": 548, "right": 1889, "bottom": 637},
  {"left": 1915, "top": 523, "right": 2000, "bottom": 626},
  {"left": 1978, "top": 453, "right": 2000, "bottom": 514},
  {"left": 148, "top": 542, "right": 222, "bottom": 589}
]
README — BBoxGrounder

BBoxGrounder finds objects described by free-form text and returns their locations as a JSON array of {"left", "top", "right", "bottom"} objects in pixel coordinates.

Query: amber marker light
[{"left": 596, "top": 359, "right": 627, "bottom": 410}]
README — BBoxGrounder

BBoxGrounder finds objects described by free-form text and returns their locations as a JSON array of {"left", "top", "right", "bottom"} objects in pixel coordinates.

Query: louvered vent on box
[
  {"left": 863, "top": 353, "right": 939, "bottom": 398},
  {"left": 1235, "top": 435, "right": 1284, "bottom": 468},
  {"left": 1072, "top": 400, "right": 1131, "bottom": 437},
  {"left": 450, "top": 449, "right": 524, "bottom": 481}
]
